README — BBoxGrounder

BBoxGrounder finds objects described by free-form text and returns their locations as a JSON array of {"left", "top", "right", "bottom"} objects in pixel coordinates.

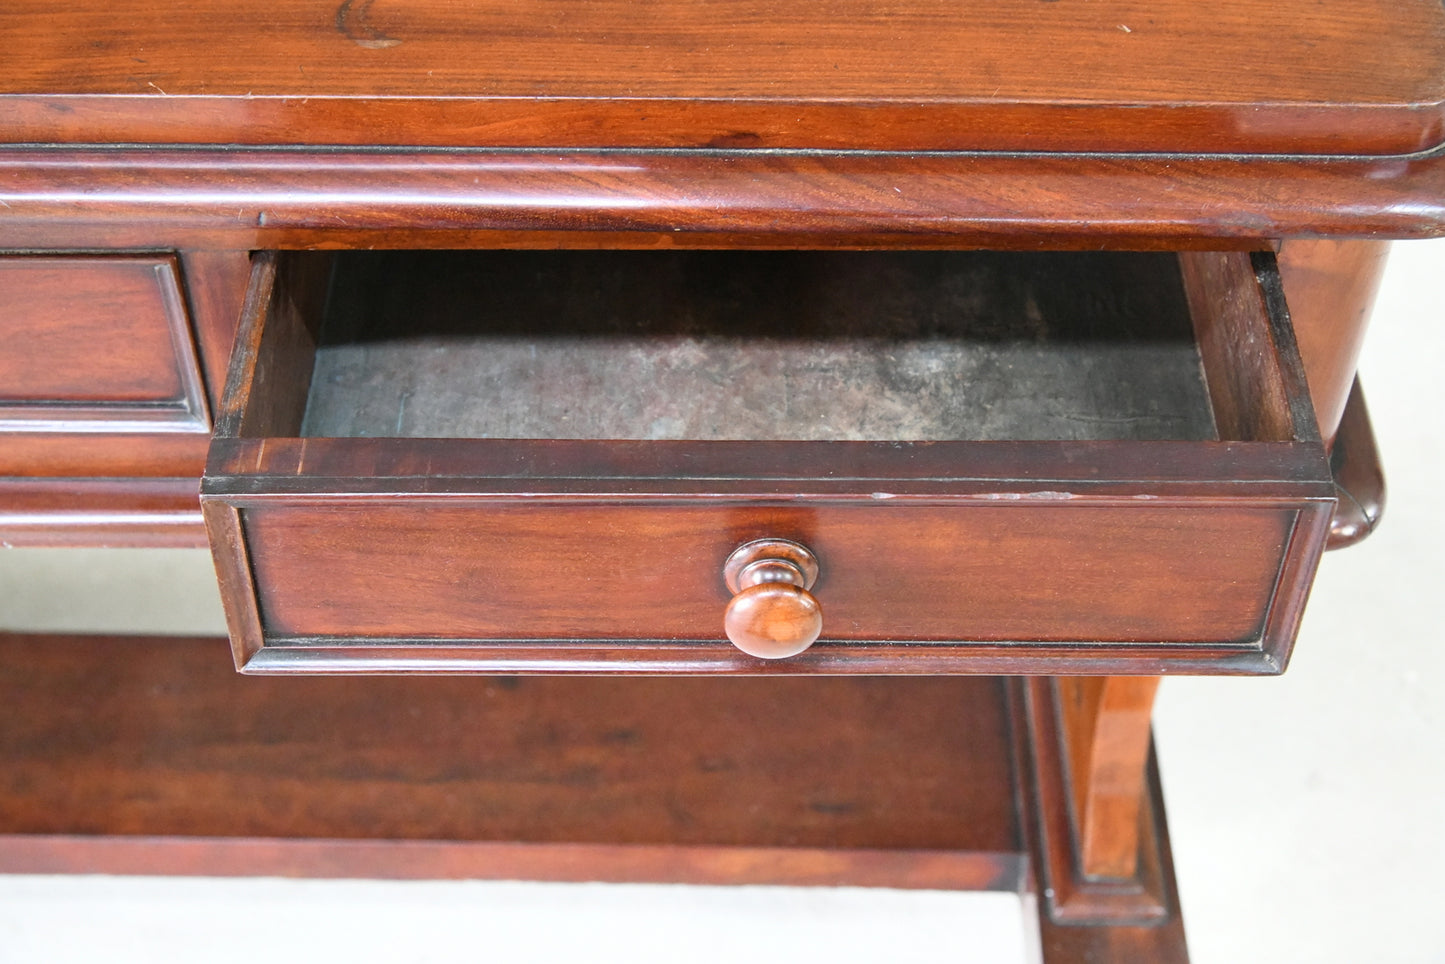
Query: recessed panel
[{"left": 0, "top": 255, "right": 209, "bottom": 433}]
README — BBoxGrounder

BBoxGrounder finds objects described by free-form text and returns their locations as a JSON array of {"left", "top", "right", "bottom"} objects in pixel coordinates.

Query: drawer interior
[
  {"left": 299, "top": 251, "right": 1216, "bottom": 443},
  {"left": 231, "top": 250, "right": 1310, "bottom": 447}
]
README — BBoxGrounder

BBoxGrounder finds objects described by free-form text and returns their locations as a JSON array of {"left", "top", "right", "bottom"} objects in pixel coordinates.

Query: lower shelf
[{"left": 0, "top": 634, "right": 1187, "bottom": 962}]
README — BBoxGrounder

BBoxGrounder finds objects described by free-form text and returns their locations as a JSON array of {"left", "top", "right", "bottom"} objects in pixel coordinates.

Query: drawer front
[
  {"left": 0, "top": 255, "right": 208, "bottom": 434},
  {"left": 242, "top": 500, "right": 1295, "bottom": 640},
  {"left": 204, "top": 249, "right": 1336, "bottom": 676}
]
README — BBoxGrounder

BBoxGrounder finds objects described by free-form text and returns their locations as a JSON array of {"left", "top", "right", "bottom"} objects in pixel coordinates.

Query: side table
[{"left": 1, "top": 3, "right": 1442, "bottom": 960}]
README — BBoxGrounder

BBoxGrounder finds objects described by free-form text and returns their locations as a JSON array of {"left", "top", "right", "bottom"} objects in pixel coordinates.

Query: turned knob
[{"left": 723, "top": 539, "right": 822, "bottom": 659}]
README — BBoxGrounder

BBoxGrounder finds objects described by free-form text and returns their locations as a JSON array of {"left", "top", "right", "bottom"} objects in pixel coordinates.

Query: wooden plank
[
  {"left": 0, "top": 0, "right": 1441, "bottom": 154},
  {"left": 0, "top": 635, "right": 1020, "bottom": 862}
]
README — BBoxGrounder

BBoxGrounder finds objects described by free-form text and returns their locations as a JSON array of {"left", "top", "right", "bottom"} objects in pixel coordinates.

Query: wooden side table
[{"left": 1, "top": 2, "right": 1442, "bottom": 959}]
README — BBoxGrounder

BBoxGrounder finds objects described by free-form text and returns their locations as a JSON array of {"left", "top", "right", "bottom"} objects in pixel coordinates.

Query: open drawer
[{"left": 203, "top": 250, "right": 1334, "bottom": 675}]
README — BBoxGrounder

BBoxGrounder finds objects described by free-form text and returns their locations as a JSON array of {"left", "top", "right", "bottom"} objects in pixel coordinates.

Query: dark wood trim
[
  {"left": 1256, "top": 501, "right": 1335, "bottom": 672},
  {"left": 1181, "top": 251, "right": 1309, "bottom": 443},
  {"left": 3, "top": 149, "right": 1445, "bottom": 251},
  {"left": 213, "top": 250, "right": 277, "bottom": 439}
]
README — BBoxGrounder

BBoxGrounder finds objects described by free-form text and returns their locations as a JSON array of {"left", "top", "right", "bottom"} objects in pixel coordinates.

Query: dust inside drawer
[{"left": 299, "top": 251, "right": 1217, "bottom": 443}]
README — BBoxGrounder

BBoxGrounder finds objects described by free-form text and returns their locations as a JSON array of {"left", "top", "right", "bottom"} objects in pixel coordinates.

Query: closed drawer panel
[
  {"left": 0, "top": 254, "right": 208, "bottom": 433},
  {"left": 204, "top": 249, "right": 1335, "bottom": 675}
]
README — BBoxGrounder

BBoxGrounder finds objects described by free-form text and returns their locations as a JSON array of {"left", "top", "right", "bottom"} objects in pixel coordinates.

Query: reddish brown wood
[
  {"left": 0, "top": 478, "right": 204, "bottom": 548},
  {"left": 0, "top": 250, "right": 249, "bottom": 546},
  {"left": 178, "top": 249, "right": 252, "bottom": 411},
  {"left": 0, "top": 635, "right": 1204, "bottom": 959},
  {"left": 3, "top": 149, "right": 1445, "bottom": 253},
  {"left": 1022, "top": 679, "right": 1171, "bottom": 927},
  {"left": 1180, "top": 252, "right": 1313, "bottom": 444},
  {"left": 240, "top": 502, "right": 1293, "bottom": 645},
  {"left": 1, "top": 0, "right": 1440, "bottom": 155},
  {"left": 0, "top": 4, "right": 1431, "bottom": 954},
  {"left": 1057, "top": 677, "right": 1161, "bottom": 880},
  {"left": 0, "top": 634, "right": 1022, "bottom": 872},
  {"left": 201, "top": 500, "right": 267, "bottom": 667},
  {"left": 1033, "top": 766, "right": 1190, "bottom": 961},
  {"left": 722, "top": 539, "right": 823, "bottom": 660},
  {"left": 214, "top": 251, "right": 326, "bottom": 440},
  {"left": 201, "top": 248, "right": 1334, "bottom": 675},
  {"left": 1278, "top": 240, "right": 1391, "bottom": 447},
  {"left": 0, "top": 254, "right": 207, "bottom": 434},
  {"left": 1328, "top": 380, "right": 1387, "bottom": 550}
]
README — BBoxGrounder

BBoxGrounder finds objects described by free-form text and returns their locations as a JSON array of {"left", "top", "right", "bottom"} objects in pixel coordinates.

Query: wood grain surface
[
  {"left": 1023, "top": 679, "right": 1170, "bottom": 925},
  {"left": 0, "top": 255, "right": 207, "bottom": 432},
  {"left": 241, "top": 501, "right": 1295, "bottom": 646},
  {"left": 1056, "top": 676, "right": 1161, "bottom": 881},
  {"left": 1, "top": 0, "right": 1441, "bottom": 154},
  {"left": 1020, "top": 679, "right": 1189, "bottom": 959},
  {"left": 4, "top": 149, "right": 1445, "bottom": 252},
  {"left": 0, "top": 478, "right": 205, "bottom": 548},
  {"left": 0, "top": 634, "right": 1019, "bottom": 856},
  {"left": 1278, "top": 240, "right": 1391, "bottom": 446}
]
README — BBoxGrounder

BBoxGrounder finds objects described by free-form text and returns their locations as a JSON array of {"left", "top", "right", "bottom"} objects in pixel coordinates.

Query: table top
[{"left": 2, "top": 0, "right": 1442, "bottom": 154}]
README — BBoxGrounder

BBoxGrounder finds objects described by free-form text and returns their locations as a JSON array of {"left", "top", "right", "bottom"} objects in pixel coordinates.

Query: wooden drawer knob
[{"left": 723, "top": 539, "right": 822, "bottom": 659}]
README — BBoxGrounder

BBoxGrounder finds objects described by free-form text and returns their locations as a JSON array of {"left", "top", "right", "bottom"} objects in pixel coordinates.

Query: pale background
[{"left": 0, "top": 240, "right": 1441, "bottom": 962}]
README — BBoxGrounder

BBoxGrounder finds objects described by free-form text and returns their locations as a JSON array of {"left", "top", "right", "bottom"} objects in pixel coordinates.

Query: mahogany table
[{"left": 1, "top": 2, "right": 1441, "bottom": 960}]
